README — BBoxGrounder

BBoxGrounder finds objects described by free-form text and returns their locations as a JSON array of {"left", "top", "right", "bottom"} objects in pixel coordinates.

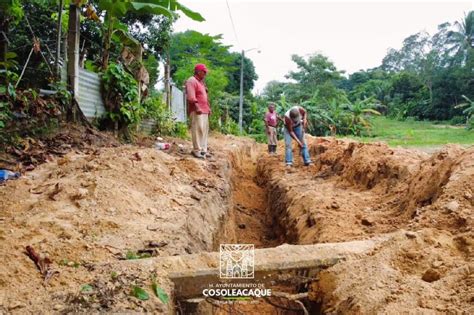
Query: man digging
[
  {"left": 185, "top": 63, "right": 212, "bottom": 159},
  {"left": 283, "top": 105, "right": 312, "bottom": 167}
]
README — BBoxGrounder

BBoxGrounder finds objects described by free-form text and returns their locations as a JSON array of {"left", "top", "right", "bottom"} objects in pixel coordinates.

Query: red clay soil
[
  {"left": 257, "top": 136, "right": 473, "bottom": 314},
  {"left": 0, "top": 134, "right": 256, "bottom": 313},
  {"left": 0, "top": 131, "right": 472, "bottom": 314}
]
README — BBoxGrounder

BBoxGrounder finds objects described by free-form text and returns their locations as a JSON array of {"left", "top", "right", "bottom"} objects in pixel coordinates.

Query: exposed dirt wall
[
  {"left": 0, "top": 135, "right": 256, "bottom": 313},
  {"left": 257, "top": 137, "right": 473, "bottom": 313}
]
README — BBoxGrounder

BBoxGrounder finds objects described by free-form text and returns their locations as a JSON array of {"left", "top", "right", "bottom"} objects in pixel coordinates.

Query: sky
[{"left": 173, "top": 0, "right": 473, "bottom": 93}]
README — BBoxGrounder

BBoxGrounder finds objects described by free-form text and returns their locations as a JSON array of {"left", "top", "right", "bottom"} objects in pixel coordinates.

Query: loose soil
[
  {"left": 257, "top": 137, "right": 473, "bottom": 314},
  {"left": 0, "top": 132, "right": 472, "bottom": 314}
]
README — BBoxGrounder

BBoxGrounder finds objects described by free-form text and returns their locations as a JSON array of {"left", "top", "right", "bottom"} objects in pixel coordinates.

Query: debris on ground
[
  {"left": 0, "top": 169, "right": 20, "bottom": 183},
  {"left": 25, "top": 245, "right": 58, "bottom": 283}
]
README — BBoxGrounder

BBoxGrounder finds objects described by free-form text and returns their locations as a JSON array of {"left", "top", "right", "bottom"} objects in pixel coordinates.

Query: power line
[{"left": 225, "top": 0, "right": 240, "bottom": 46}]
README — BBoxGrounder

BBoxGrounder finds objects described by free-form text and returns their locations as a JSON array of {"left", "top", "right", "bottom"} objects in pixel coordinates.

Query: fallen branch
[
  {"left": 25, "top": 245, "right": 58, "bottom": 283},
  {"left": 264, "top": 291, "right": 310, "bottom": 315}
]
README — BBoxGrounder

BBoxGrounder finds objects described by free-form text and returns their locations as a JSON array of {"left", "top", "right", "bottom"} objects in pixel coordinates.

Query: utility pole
[
  {"left": 238, "top": 50, "right": 244, "bottom": 133},
  {"left": 238, "top": 48, "right": 260, "bottom": 134}
]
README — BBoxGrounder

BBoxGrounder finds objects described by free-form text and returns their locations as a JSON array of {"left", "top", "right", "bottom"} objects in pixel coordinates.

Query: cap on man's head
[{"left": 194, "top": 63, "right": 208, "bottom": 73}]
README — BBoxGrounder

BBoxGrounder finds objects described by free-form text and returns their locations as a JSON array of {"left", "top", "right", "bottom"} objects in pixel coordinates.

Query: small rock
[
  {"left": 405, "top": 231, "right": 417, "bottom": 239},
  {"left": 148, "top": 207, "right": 159, "bottom": 215},
  {"left": 185, "top": 247, "right": 192, "bottom": 254},
  {"left": 238, "top": 223, "right": 246, "bottom": 229},
  {"left": 464, "top": 191, "right": 472, "bottom": 200},
  {"left": 148, "top": 241, "right": 168, "bottom": 248},
  {"left": 405, "top": 250, "right": 417, "bottom": 259},
  {"left": 432, "top": 260, "right": 443, "bottom": 268},
  {"left": 361, "top": 217, "right": 374, "bottom": 226},
  {"left": 331, "top": 202, "right": 340, "bottom": 209},
  {"left": 191, "top": 194, "right": 201, "bottom": 201},
  {"left": 74, "top": 188, "right": 89, "bottom": 199},
  {"left": 422, "top": 268, "right": 441, "bottom": 282},
  {"left": 53, "top": 304, "right": 63, "bottom": 311},
  {"left": 147, "top": 225, "right": 160, "bottom": 231},
  {"left": 8, "top": 302, "right": 26, "bottom": 310},
  {"left": 142, "top": 165, "right": 154, "bottom": 172},
  {"left": 444, "top": 201, "right": 459, "bottom": 213}
]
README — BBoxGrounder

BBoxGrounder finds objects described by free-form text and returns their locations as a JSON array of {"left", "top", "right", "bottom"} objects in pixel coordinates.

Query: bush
[
  {"left": 450, "top": 116, "right": 465, "bottom": 125},
  {"left": 221, "top": 116, "right": 240, "bottom": 135},
  {"left": 102, "top": 63, "right": 141, "bottom": 125},
  {"left": 142, "top": 96, "right": 188, "bottom": 139}
]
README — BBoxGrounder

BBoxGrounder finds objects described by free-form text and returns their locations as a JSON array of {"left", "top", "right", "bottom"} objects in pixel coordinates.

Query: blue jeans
[{"left": 284, "top": 125, "right": 311, "bottom": 165}]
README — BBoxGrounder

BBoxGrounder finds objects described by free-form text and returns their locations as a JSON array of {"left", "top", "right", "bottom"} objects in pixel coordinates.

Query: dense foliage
[{"left": 261, "top": 11, "right": 474, "bottom": 136}]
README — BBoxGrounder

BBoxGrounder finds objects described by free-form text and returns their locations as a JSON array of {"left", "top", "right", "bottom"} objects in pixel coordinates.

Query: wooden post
[
  {"left": 67, "top": 5, "right": 80, "bottom": 96},
  {"left": 55, "top": 0, "right": 64, "bottom": 77},
  {"left": 67, "top": 4, "right": 80, "bottom": 121}
]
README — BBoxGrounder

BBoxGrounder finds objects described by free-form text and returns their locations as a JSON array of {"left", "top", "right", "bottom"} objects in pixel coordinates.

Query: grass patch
[{"left": 344, "top": 116, "right": 474, "bottom": 147}]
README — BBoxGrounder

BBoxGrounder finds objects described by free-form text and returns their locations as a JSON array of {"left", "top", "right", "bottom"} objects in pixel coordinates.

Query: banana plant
[
  {"left": 343, "top": 97, "right": 381, "bottom": 135},
  {"left": 98, "top": 0, "right": 204, "bottom": 70},
  {"left": 455, "top": 95, "right": 474, "bottom": 129}
]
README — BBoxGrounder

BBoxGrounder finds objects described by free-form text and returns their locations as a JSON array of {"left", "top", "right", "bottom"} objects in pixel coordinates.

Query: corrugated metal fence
[
  {"left": 76, "top": 68, "right": 106, "bottom": 119},
  {"left": 61, "top": 67, "right": 186, "bottom": 132},
  {"left": 170, "top": 84, "right": 186, "bottom": 123},
  {"left": 60, "top": 67, "right": 105, "bottom": 120}
]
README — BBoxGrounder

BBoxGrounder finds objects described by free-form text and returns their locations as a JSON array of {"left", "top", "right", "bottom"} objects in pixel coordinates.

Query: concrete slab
[{"left": 151, "top": 237, "right": 384, "bottom": 299}]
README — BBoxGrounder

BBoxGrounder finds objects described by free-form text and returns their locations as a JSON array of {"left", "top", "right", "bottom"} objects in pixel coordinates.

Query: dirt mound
[
  {"left": 0, "top": 123, "right": 119, "bottom": 171},
  {"left": 1, "top": 132, "right": 472, "bottom": 314},
  {"left": 257, "top": 137, "right": 473, "bottom": 313},
  {"left": 310, "top": 137, "right": 427, "bottom": 191},
  {"left": 258, "top": 137, "right": 472, "bottom": 242},
  {"left": 312, "top": 229, "right": 473, "bottom": 314},
  {"left": 0, "top": 135, "right": 256, "bottom": 313}
]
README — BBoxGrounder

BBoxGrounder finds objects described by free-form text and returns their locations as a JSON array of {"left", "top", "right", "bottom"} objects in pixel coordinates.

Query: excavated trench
[
  {"left": 172, "top": 138, "right": 473, "bottom": 314},
  {"left": 1, "top": 136, "right": 471, "bottom": 313},
  {"left": 174, "top": 146, "right": 324, "bottom": 315}
]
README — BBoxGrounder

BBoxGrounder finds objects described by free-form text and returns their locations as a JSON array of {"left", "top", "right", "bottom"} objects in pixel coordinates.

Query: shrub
[
  {"left": 102, "top": 63, "right": 140, "bottom": 125},
  {"left": 142, "top": 96, "right": 189, "bottom": 139}
]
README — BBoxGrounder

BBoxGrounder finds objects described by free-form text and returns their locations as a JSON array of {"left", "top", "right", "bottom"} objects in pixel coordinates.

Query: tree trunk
[{"left": 101, "top": 19, "right": 113, "bottom": 70}]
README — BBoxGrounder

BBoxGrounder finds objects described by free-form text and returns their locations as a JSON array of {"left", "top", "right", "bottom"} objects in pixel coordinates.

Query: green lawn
[{"left": 344, "top": 116, "right": 474, "bottom": 147}]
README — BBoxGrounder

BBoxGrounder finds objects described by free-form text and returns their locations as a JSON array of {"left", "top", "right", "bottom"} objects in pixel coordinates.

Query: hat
[{"left": 194, "top": 63, "right": 208, "bottom": 73}]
